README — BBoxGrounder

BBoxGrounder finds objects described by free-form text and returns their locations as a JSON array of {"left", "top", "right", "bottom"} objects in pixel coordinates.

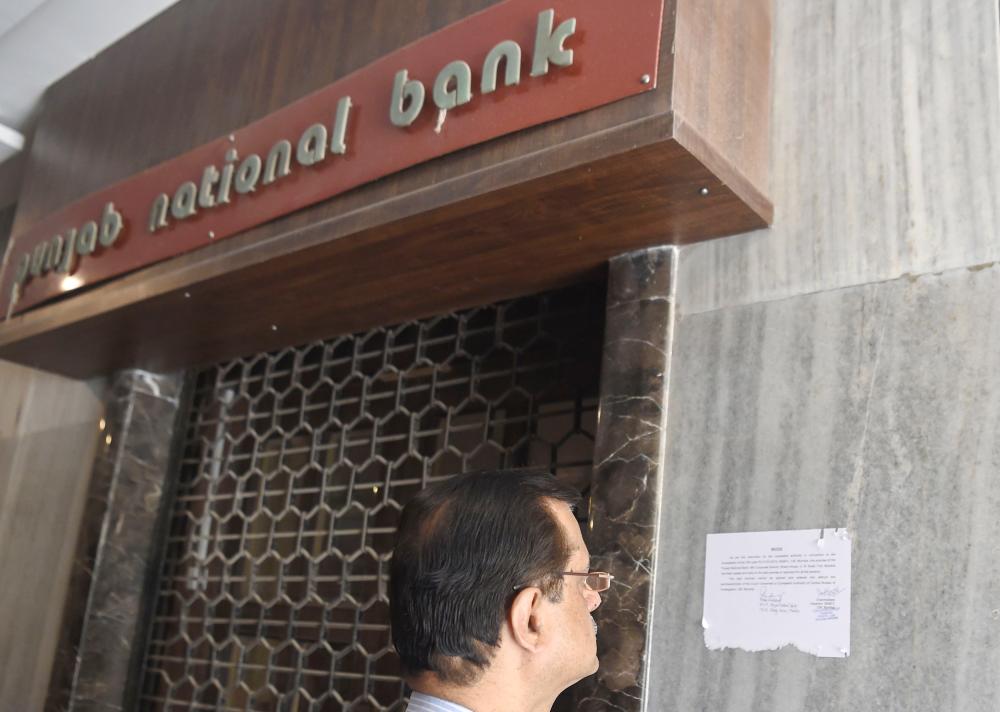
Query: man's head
[{"left": 389, "top": 469, "right": 603, "bottom": 702}]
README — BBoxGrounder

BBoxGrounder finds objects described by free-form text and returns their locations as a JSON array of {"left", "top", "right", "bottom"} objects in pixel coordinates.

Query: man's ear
[{"left": 508, "top": 587, "right": 545, "bottom": 652}]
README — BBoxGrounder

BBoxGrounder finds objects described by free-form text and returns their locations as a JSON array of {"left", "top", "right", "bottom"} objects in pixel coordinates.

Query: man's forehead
[
  {"left": 542, "top": 496, "right": 589, "bottom": 553},
  {"left": 545, "top": 498, "right": 582, "bottom": 529},
  {"left": 543, "top": 496, "right": 579, "bottom": 522}
]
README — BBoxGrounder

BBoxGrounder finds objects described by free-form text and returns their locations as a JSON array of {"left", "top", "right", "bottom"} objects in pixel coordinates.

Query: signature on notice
[
  {"left": 811, "top": 587, "right": 845, "bottom": 622},
  {"left": 759, "top": 590, "right": 799, "bottom": 614}
]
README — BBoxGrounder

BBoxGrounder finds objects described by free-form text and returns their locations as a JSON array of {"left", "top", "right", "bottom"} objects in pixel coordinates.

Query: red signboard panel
[{"left": 1, "top": 0, "right": 664, "bottom": 317}]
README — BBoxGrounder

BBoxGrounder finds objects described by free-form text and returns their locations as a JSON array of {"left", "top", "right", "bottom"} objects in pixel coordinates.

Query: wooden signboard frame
[{"left": 0, "top": 0, "right": 771, "bottom": 378}]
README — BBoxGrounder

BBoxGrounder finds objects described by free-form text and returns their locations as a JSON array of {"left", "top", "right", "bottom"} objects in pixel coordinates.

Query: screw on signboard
[
  {"left": 640, "top": 74, "right": 651, "bottom": 85},
  {"left": 699, "top": 187, "right": 710, "bottom": 196}
]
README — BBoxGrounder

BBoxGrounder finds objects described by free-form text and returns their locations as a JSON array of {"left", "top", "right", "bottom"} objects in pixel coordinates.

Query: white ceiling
[{"left": 0, "top": 0, "right": 179, "bottom": 164}]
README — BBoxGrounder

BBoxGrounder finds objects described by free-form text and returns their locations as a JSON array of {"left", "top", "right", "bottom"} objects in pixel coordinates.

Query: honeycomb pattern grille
[{"left": 140, "top": 283, "right": 604, "bottom": 711}]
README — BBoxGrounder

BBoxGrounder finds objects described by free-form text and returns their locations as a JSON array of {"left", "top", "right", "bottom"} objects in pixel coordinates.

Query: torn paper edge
[{"left": 701, "top": 527, "right": 852, "bottom": 659}]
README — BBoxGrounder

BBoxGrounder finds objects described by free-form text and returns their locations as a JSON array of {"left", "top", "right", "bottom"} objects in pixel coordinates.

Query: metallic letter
[
  {"left": 531, "top": 9, "right": 576, "bottom": 77},
  {"left": 46, "top": 234, "right": 65, "bottom": 272},
  {"left": 263, "top": 140, "right": 292, "bottom": 185},
  {"left": 390, "top": 69, "right": 425, "bottom": 127},
  {"left": 30, "top": 241, "right": 48, "bottom": 277},
  {"left": 482, "top": 41, "right": 522, "bottom": 94},
  {"left": 57, "top": 229, "right": 77, "bottom": 274},
  {"left": 76, "top": 221, "right": 98, "bottom": 256},
  {"left": 171, "top": 181, "right": 198, "bottom": 220},
  {"left": 330, "top": 96, "right": 352, "bottom": 155},
  {"left": 14, "top": 253, "right": 30, "bottom": 285},
  {"left": 99, "top": 202, "right": 123, "bottom": 247},
  {"left": 433, "top": 61, "right": 473, "bottom": 111},
  {"left": 149, "top": 194, "right": 170, "bottom": 233},
  {"left": 198, "top": 165, "right": 220, "bottom": 208},
  {"left": 235, "top": 154, "right": 262, "bottom": 194},
  {"left": 296, "top": 123, "right": 328, "bottom": 166},
  {"left": 218, "top": 149, "right": 238, "bottom": 205}
]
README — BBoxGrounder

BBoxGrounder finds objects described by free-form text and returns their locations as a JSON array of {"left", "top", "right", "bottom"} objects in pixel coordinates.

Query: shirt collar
[{"left": 407, "top": 690, "right": 474, "bottom": 712}]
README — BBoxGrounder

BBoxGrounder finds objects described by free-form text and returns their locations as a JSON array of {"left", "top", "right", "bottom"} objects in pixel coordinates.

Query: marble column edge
[
  {"left": 48, "top": 370, "right": 190, "bottom": 712},
  {"left": 576, "top": 246, "right": 676, "bottom": 712},
  {"left": 120, "top": 371, "right": 195, "bottom": 712}
]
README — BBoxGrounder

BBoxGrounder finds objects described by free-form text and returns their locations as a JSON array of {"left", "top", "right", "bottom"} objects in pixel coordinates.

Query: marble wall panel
[
  {"left": 648, "top": 264, "right": 1000, "bottom": 711},
  {"left": 678, "top": 0, "right": 1000, "bottom": 315},
  {"left": 575, "top": 247, "right": 676, "bottom": 711}
]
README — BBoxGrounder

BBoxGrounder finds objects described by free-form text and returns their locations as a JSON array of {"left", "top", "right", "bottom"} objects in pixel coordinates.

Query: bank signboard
[{"left": 0, "top": 0, "right": 664, "bottom": 317}]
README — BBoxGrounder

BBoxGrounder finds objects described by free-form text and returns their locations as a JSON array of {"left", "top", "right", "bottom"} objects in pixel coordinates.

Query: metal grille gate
[{"left": 139, "top": 282, "right": 605, "bottom": 711}]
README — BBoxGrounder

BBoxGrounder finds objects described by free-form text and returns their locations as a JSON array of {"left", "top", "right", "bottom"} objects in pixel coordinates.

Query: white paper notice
[{"left": 702, "top": 528, "right": 851, "bottom": 658}]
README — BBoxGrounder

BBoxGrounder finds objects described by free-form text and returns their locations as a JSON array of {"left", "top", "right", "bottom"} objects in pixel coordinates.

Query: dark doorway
[{"left": 139, "top": 280, "right": 605, "bottom": 711}]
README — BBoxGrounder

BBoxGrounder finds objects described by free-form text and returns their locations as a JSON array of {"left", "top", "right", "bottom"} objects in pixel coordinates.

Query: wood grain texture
[
  {"left": 0, "top": 152, "right": 25, "bottom": 208},
  {"left": 673, "top": 0, "right": 772, "bottom": 193},
  {"left": 0, "top": 361, "right": 103, "bottom": 711},
  {"left": 1, "top": 0, "right": 669, "bottom": 317},
  {"left": 0, "top": 0, "right": 772, "bottom": 378},
  {"left": 679, "top": 0, "right": 1000, "bottom": 314},
  {"left": 0, "top": 126, "right": 767, "bottom": 379},
  {"left": 11, "top": 0, "right": 676, "bottom": 236}
]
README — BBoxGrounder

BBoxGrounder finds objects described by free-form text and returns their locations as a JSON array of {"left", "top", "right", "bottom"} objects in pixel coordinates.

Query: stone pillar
[
  {"left": 47, "top": 370, "right": 186, "bottom": 712},
  {"left": 576, "top": 247, "right": 676, "bottom": 711}
]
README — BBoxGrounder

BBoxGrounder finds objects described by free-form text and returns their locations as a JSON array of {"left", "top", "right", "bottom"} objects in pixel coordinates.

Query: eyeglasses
[
  {"left": 512, "top": 571, "right": 615, "bottom": 593},
  {"left": 559, "top": 571, "right": 614, "bottom": 592}
]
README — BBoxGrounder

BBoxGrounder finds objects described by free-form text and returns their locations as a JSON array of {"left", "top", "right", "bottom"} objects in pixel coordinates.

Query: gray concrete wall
[
  {"left": 649, "top": 269, "right": 1000, "bottom": 710},
  {"left": 679, "top": 0, "right": 1000, "bottom": 314},
  {"left": 644, "top": 0, "right": 1000, "bottom": 710}
]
